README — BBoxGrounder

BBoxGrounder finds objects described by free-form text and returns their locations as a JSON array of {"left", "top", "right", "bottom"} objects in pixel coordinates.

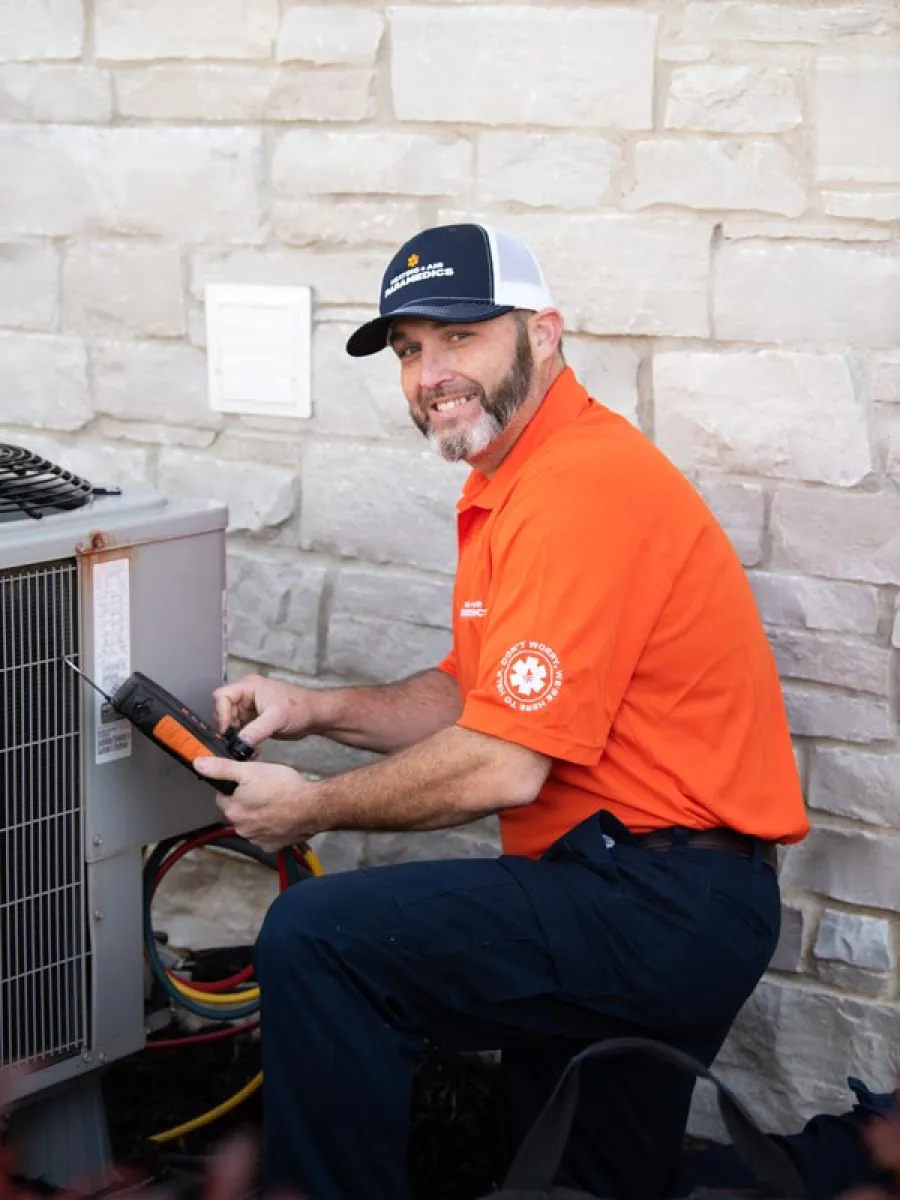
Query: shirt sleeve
[
  {"left": 435, "top": 647, "right": 458, "bottom": 678},
  {"left": 456, "top": 461, "right": 673, "bottom": 764}
]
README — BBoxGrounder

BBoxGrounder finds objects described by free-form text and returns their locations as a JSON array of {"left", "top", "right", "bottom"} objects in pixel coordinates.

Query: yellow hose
[
  {"left": 150, "top": 1072, "right": 263, "bottom": 1144},
  {"left": 148, "top": 843, "right": 324, "bottom": 1145},
  {"left": 169, "top": 977, "right": 261, "bottom": 1005}
]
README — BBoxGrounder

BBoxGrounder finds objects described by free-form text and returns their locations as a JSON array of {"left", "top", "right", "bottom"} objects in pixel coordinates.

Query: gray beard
[{"left": 426, "top": 407, "right": 505, "bottom": 462}]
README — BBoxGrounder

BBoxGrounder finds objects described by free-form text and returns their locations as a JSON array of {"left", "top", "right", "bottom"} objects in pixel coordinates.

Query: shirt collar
[{"left": 457, "top": 367, "right": 593, "bottom": 513}]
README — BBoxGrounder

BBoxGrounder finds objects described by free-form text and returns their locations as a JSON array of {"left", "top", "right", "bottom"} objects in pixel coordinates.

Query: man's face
[{"left": 389, "top": 314, "right": 534, "bottom": 463}]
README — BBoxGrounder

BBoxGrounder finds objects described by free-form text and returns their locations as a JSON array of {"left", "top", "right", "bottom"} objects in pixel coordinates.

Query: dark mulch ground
[{"left": 103, "top": 1034, "right": 504, "bottom": 1200}]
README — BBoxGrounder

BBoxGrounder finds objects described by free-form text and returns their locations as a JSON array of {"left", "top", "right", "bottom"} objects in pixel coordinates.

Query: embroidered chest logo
[
  {"left": 497, "top": 642, "right": 563, "bottom": 712},
  {"left": 460, "top": 600, "right": 486, "bottom": 619}
]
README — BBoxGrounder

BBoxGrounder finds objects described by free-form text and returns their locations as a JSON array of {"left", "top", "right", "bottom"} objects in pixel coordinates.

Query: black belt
[{"left": 632, "top": 827, "right": 778, "bottom": 869}]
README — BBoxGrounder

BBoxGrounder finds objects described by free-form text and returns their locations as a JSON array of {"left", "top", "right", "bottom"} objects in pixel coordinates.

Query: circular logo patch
[{"left": 496, "top": 642, "right": 563, "bottom": 712}]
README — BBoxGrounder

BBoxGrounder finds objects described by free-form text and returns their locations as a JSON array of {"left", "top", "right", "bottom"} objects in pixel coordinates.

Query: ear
[{"left": 528, "top": 309, "right": 564, "bottom": 365}]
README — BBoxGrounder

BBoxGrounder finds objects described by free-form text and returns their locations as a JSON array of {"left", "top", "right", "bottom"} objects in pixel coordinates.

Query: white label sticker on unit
[{"left": 93, "top": 559, "right": 132, "bottom": 764}]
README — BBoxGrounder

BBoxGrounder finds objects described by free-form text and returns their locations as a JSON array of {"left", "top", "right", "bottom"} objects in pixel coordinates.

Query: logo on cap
[{"left": 407, "top": 253, "right": 420, "bottom": 268}]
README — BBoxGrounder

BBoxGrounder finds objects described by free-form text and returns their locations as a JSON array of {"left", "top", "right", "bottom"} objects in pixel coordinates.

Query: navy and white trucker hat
[{"left": 346, "top": 223, "right": 556, "bottom": 357}]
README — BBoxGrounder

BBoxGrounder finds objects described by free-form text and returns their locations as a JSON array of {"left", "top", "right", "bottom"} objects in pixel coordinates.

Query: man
[{"left": 195, "top": 223, "right": 809, "bottom": 1200}]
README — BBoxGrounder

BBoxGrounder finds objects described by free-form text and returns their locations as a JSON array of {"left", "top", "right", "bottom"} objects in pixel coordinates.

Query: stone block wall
[{"left": 1, "top": 0, "right": 899, "bottom": 1133}]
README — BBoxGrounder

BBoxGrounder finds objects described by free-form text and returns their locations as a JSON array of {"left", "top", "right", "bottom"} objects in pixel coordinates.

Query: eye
[
  {"left": 448, "top": 330, "right": 473, "bottom": 343},
  {"left": 395, "top": 343, "right": 420, "bottom": 361}
]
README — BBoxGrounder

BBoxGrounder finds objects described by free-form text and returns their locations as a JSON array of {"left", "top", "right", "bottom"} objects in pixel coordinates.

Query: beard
[{"left": 413, "top": 323, "right": 535, "bottom": 463}]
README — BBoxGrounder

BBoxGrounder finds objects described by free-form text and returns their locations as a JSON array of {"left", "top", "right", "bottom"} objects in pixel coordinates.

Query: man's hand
[
  {"left": 213, "top": 674, "right": 321, "bottom": 746},
  {"left": 194, "top": 757, "right": 319, "bottom": 852}
]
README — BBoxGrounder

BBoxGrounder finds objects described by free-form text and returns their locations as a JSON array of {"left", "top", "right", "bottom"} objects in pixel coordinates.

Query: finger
[
  {"left": 193, "top": 756, "right": 250, "bottom": 785},
  {"left": 238, "top": 704, "right": 289, "bottom": 747},
  {"left": 212, "top": 682, "right": 248, "bottom": 734}
]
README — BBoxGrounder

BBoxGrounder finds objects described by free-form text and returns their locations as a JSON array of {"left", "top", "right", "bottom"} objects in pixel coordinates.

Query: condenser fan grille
[{"left": 0, "top": 445, "right": 94, "bottom": 520}]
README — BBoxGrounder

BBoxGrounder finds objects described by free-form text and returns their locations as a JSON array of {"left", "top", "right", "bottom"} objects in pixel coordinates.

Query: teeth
[{"left": 434, "top": 394, "right": 476, "bottom": 412}]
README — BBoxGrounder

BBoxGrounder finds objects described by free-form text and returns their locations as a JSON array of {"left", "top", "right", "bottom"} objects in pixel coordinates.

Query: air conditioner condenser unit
[{"left": 0, "top": 446, "right": 229, "bottom": 1185}]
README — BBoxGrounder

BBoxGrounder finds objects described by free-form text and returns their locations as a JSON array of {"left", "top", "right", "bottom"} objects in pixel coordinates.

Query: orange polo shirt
[{"left": 437, "top": 368, "right": 809, "bottom": 859}]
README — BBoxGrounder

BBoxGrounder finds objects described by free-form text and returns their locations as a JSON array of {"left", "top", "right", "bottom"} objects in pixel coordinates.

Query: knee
[{"left": 255, "top": 873, "right": 361, "bottom": 978}]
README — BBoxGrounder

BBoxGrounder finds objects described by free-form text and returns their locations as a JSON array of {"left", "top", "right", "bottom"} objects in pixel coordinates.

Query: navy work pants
[{"left": 255, "top": 813, "right": 780, "bottom": 1200}]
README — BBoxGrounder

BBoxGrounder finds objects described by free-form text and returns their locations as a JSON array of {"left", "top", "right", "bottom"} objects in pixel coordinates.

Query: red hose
[
  {"left": 150, "top": 829, "right": 306, "bottom": 994},
  {"left": 146, "top": 1018, "right": 260, "bottom": 1051}
]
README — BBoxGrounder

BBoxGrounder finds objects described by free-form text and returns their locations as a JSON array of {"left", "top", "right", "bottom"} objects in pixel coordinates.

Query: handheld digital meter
[{"left": 66, "top": 659, "right": 253, "bottom": 796}]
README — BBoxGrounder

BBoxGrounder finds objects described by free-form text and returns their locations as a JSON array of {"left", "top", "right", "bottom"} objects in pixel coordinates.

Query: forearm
[
  {"left": 307, "top": 668, "right": 463, "bottom": 754},
  {"left": 311, "top": 725, "right": 550, "bottom": 833}
]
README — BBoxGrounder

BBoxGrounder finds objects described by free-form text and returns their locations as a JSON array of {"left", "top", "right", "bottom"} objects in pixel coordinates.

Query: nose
[{"left": 416, "top": 341, "right": 456, "bottom": 393}]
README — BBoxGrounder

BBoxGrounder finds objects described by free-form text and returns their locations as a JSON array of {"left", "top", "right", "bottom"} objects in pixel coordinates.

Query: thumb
[{"left": 193, "top": 755, "right": 249, "bottom": 784}]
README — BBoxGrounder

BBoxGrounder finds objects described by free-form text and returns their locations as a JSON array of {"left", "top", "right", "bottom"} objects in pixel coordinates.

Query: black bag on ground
[{"left": 481, "top": 1037, "right": 809, "bottom": 1200}]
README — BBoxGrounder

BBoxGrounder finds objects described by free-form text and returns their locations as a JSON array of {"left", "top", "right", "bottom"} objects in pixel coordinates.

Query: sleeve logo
[{"left": 497, "top": 642, "right": 563, "bottom": 712}]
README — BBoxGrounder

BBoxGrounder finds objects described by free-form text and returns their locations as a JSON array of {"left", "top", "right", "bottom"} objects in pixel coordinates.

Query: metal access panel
[{"left": 0, "top": 491, "right": 228, "bottom": 1099}]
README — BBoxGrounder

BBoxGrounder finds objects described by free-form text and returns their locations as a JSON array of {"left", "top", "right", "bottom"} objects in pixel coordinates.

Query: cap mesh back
[{"left": 492, "top": 227, "right": 551, "bottom": 293}]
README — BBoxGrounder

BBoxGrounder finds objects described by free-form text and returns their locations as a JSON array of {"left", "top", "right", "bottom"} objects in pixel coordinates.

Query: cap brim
[{"left": 345, "top": 301, "right": 515, "bottom": 358}]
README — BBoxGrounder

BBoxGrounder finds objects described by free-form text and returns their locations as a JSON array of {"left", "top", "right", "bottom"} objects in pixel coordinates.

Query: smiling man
[{"left": 195, "top": 224, "right": 809, "bottom": 1200}]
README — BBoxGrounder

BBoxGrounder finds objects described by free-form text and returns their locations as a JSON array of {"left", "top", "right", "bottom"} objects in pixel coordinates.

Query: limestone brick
[
  {"left": 695, "top": 478, "right": 765, "bottom": 567},
  {"left": 310, "top": 322, "right": 411, "bottom": 439},
  {"left": 654, "top": 351, "right": 869, "bottom": 485},
  {"left": 326, "top": 565, "right": 453, "bottom": 682},
  {"left": 782, "top": 684, "right": 893, "bottom": 743},
  {"left": 226, "top": 549, "right": 325, "bottom": 674},
  {"left": 631, "top": 139, "right": 806, "bottom": 217},
  {"left": 721, "top": 219, "right": 889, "bottom": 244},
  {"left": 115, "top": 66, "right": 373, "bottom": 123},
  {"left": 665, "top": 65, "right": 802, "bottom": 134},
  {"left": 476, "top": 134, "right": 621, "bottom": 208},
  {"left": 781, "top": 827, "right": 900, "bottom": 914},
  {"left": 715, "top": 241, "right": 900, "bottom": 348},
  {"left": 766, "top": 628, "right": 892, "bottom": 696},
  {"left": 97, "top": 419, "right": 215, "bottom": 450},
  {"left": 0, "top": 0, "right": 83, "bottom": 61},
  {"left": 274, "top": 200, "right": 420, "bottom": 249},
  {"left": 771, "top": 487, "right": 900, "bottom": 584},
  {"left": 63, "top": 241, "right": 185, "bottom": 338},
  {"left": 363, "top": 825, "right": 502, "bottom": 867},
  {"left": 0, "top": 332, "right": 89, "bottom": 432},
  {"left": 90, "top": 340, "right": 220, "bottom": 430},
  {"left": 0, "top": 66, "right": 111, "bottom": 123},
  {"left": 809, "top": 746, "right": 900, "bottom": 829},
  {"left": 815, "top": 58, "right": 900, "bottom": 183},
  {"left": 680, "top": 3, "right": 897, "bottom": 44},
  {"left": 814, "top": 908, "right": 895, "bottom": 972},
  {"left": 769, "top": 903, "right": 808, "bottom": 973},
  {"left": 390, "top": 6, "right": 657, "bottom": 130},
  {"left": 565, "top": 340, "right": 641, "bottom": 426},
  {"left": 748, "top": 573, "right": 880, "bottom": 637},
  {"left": 157, "top": 448, "right": 296, "bottom": 535},
  {"left": 277, "top": 7, "right": 383, "bottom": 65},
  {"left": 695, "top": 979, "right": 900, "bottom": 1135},
  {"left": 191, "top": 248, "right": 384, "bottom": 309},
  {"left": 871, "top": 355, "right": 900, "bottom": 403},
  {"left": 94, "top": 0, "right": 279, "bottom": 60},
  {"left": 272, "top": 130, "right": 472, "bottom": 198},
  {"left": 815, "top": 962, "right": 891, "bottom": 998},
  {"left": 301, "top": 441, "right": 465, "bottom": 574},
  {"left": 0, "top": 429, "right": 151, "bottom": 489},
  {"left": 0, "top": 242, "right": 58, "bottom": 332},
  {"left": 0, "top": 127, "right": 265, "bottom": 242},
  {"left": 822, "top": 192, "right": 900, "bottom": 223},
  {"left": 487, "top": 213, "right": 711, "bottom": 337}
]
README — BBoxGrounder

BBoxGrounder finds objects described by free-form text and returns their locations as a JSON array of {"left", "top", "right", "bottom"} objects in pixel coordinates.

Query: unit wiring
[{"left": 141, "top": 823, "right": 323, "bottom": 1146}]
